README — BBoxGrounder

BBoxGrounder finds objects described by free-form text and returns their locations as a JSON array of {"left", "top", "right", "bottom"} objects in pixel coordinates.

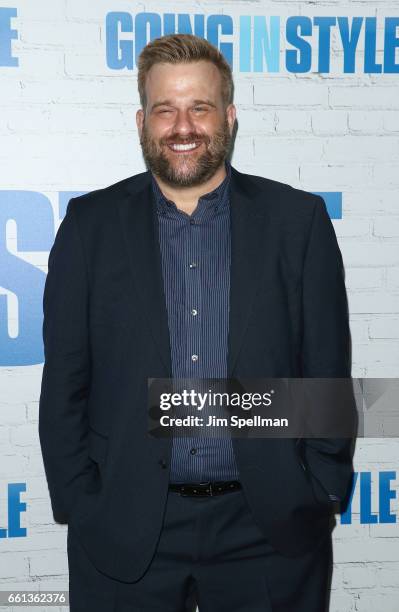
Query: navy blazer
[{"left": 39, "top": 165, "right": 355, "bottom": 582}]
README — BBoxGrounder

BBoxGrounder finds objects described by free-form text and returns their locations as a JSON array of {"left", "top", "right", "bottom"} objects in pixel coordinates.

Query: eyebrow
[{"left": 150, "top": 99, "right": 217, "bottom": 111}]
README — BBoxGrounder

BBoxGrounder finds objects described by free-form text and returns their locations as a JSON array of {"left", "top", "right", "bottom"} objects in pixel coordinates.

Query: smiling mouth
[{"left": 166, "top": 141, "right": 203, "bottom": 153}]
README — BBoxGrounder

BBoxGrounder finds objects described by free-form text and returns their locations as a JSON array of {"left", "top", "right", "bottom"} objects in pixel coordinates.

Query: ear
[
  {"left": 226, "top": 104, "right": 236, "bottom": 134},
  {"left": 136, "top": 108, "right": 144, "bottom": 138}
]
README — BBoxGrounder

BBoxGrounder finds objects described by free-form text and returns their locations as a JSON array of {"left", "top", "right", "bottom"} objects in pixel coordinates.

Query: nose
[{"left": 172, "top": 109, "right": 195, "bottom": 137}]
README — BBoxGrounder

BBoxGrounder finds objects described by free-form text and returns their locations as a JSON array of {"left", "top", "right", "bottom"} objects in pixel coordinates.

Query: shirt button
[
  {"left": 191, "top": 354, "right": 198, "bottom": 362},
  {"left": 190, "top": 448, "right": 197, "bottom": 455},
  {"left": 189, "top": 262, "right": 197, "bottom": 269},
  {"left": 190, "top": 218, "right": 197, "bottom": 225},
  {"left": 191, "top": 309, "right": 198, "bottom": 316}
]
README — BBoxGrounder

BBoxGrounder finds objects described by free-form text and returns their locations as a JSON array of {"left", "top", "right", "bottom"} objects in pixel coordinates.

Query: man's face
[{"left": 136, "top": 61, "right": 236, "bottom": 187}]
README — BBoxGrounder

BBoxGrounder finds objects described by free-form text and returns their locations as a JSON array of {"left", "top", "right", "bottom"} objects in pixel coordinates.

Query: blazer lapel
[
  {"left": 227, "top": 166, "right": 271, "bottom": 377},
  {"left": 118, "top": 173, "right": 172, "bottom": 377}
]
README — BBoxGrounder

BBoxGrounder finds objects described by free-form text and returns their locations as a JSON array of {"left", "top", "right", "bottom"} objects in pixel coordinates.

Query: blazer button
[{"left": 159, "top": 459, "right": 167, "bottom": 469}]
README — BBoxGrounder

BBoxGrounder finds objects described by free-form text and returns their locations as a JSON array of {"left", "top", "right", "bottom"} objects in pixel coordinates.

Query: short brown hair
[{"left": 137, "top": 34, "right": 233, "bottom": 110}]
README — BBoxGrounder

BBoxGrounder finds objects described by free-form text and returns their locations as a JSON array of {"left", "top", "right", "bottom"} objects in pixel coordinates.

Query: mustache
[{"left": 161, "top": 134, "right": 210, "bottom": 146}]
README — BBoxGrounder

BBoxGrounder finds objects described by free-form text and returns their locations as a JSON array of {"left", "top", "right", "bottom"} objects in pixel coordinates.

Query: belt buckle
[{"left": 199, "top": 481, "right": 212, "bottom": 496}]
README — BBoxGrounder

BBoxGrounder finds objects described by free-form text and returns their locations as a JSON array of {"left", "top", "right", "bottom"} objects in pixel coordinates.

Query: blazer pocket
[{"left": 295, "top": 439, "right": 334, "bottom": 509}]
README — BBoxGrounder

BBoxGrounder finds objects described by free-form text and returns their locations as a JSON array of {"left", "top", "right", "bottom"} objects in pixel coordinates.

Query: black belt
[{"left": 169, "top": 480, "right": 241, "bottom": 496}]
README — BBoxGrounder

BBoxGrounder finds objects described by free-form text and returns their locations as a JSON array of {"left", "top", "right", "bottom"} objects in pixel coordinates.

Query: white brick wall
[{"left": 0, "top": 1, "right": 398, "bottom": 610}]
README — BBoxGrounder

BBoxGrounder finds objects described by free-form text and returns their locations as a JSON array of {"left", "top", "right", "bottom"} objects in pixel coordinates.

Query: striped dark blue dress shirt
[{"left": 152, "top": 162, "right": 240, "bottom": 483}]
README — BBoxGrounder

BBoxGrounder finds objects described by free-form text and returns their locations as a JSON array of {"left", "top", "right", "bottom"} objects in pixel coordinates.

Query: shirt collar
[{"left": 152, "top": 161, "right": 231, "bottom": 216}]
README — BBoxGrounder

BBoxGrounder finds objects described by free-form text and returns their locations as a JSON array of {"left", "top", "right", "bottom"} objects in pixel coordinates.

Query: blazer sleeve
[
  {"left": 38, "top": 198, "right": 91, "bottom": 523},
  {"left": 301, "top": 195, "right": 356, "bottom": 504}
]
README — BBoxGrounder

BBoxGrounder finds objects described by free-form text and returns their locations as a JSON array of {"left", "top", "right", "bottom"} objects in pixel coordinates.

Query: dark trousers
[{"left": 68, "top": 487, "right": 332, "bottom": 611}]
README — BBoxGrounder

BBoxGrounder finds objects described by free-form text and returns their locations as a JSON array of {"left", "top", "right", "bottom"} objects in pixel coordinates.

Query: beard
[{"left": 140, "top": 117, "right": 232, "bottom": 187}]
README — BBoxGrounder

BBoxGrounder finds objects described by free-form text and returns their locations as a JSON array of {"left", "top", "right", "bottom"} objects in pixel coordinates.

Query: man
[{"left": 39, "top": 34, "right": 355, "bottom": 611}]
